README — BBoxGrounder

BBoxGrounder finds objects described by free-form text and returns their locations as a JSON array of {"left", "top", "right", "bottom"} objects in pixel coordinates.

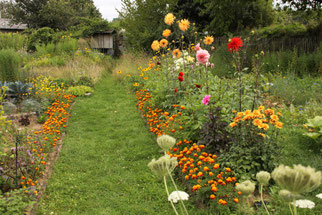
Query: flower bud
[
  {"left": 148, "top": 154, "right": 178, "bottom": 177},
  {"left": 272, "top": 165, "right": 321, "bottom": 195},
  {"left": 256, "top": 171, "right": 271, "bottom": 185},
  {"left": 157, "top": 135, "right": 176, "bottom": 151},
  {"left": 236, "top": 180, "right": 255, "bottom": 196}
]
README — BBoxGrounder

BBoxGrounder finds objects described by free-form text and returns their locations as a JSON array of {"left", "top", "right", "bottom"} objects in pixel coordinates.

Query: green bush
[
  {"left": 67, "top": 85, "right": 94, "bottom": 96},
  {"left": 255, "top": 23, "right": 307, "bottom": 39},
  {"left": 27, "top": 27, "right": 55, "bottom": 51},
  {"left": 0, "top": 33, "right": 26, "bottom": 51},
  {"left": 0, "top": 49, "right": 21, "bottom": 82}
]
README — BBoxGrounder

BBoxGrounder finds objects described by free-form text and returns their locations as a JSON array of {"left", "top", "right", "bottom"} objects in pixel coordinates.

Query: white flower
[
  {"left": 316, "top": 193, "right": 322, "bottom": 199},
  {"left": 168, "top": 191, "right": 189, "bottom": 203},
  {"left": 292, "top": 199, "right": 315, "bottom": 209}
]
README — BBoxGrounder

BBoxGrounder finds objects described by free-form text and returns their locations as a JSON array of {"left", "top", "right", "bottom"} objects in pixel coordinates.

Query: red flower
[
  {"left": 178, "top": 76, "right": 183, "bottom": 82},
  {"left": 196, "top": 84, "right": 201, "bottom": 88},
  {"left": 227, "top": 37, "right": 243, "bottom": 53},
  {"left": 179, "top": 72, "right": 183, "bottom": 77},
  {"left": 174, "top": 88, "right": 177, "bottom": 92},
  {"left": 157, "top": 61, "right": 161, "bottom": 65}
]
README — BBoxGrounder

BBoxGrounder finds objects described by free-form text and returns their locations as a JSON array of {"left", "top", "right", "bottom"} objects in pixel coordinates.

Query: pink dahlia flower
[
  {"left": 196, "top": 49, "right": 210, "bottom": 65},
  {"left": 195, "top": 43, "right": 201, "bottom": 51},
  {"left": 202, "top": 95, "right": 211, "bottom": 105}
]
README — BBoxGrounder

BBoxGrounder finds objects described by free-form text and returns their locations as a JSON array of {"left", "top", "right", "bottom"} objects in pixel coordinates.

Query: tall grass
[
  {"left": 35, "top": 38, "right": 78, "bottom": 57},
  {"left": 0, "top": 33, "right": 26, "bottom": 50},
  {"left": 30, "top": 55, "right": 110, "bottom": 83},
  {"left": 112, "top": 51, "right": 149, "bottom": 77},
  {"left": 0, "top": 49, "right": 21, "bottom": 82}
]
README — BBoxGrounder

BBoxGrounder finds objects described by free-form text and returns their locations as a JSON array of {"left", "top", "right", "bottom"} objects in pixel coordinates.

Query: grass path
[{"left": 36, "top": 74, "right": 193, "bottom": 215}]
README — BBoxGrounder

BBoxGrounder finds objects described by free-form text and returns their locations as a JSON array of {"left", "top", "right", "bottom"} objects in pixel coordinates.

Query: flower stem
[
  {"left": 288, "top": 202, "right": 294, "bottom": 215},
  {"left": 167, "top": 167, "right": 189, "bottom": 215},
  {"left": 260, "top": 185, "right": 270, "bottom": 215},
  {"left": 164, "top": 176, "right": 179, "bottom": 215},
  {"left": 293, "top": 198, "right": 298, "bottom": 215}
]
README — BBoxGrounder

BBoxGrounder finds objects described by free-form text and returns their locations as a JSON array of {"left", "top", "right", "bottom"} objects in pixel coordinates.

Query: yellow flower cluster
[
  {"left": 178, "top": 19, "right": 190, "bottom": 31},
  {"left": 230, "top": 106, "right": 283, "bottom": 135}
]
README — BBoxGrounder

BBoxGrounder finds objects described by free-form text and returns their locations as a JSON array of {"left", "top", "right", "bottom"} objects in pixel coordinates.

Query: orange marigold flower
[
  {"left": 229, "top": 122, "right": 237, "bottom": 128},
  {"left": 275, "top": 121, "right": 283, "bottom": 129},
  {"left": 258, "top": 105, "right": 265, "bottom": 111},
  {"left": 225, "top": 167, "right": 231, "bottom": 172},
  {"left": 151, "top": 40, "right": 160, "bottom": 51},
  {"left": 213, "top": 164, "right": 219, "bottom": 169},
  {"left": 178, "top": 19, "right": 190, "bottom": 31},
  {"left": 160, "top": 39, "right": 168, "bottom": 48},
  {"left": 253, "top": 119, "right": 262, "bottom": 126},
  {"left": 203, "top": 36, "right": 214, "bottom": 45},
  {"left": 233, "top": 198, "right": 239, "bottom": 203},
  {"left": 210, "top": 194, "right": 216, "bottom": 200},
  {"left": 162, "top": 29, "right": 172, "bottom": 38},
  {"left": 258, "top": 133, "right": 266, "bottom": 138},
  {"left": 164, "top": 13, "right": 176, "bottom": 25}
]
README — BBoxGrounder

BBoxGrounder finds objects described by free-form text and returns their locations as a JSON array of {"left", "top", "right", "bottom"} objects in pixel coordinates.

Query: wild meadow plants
[{"left": 115, "top": 12, "right": 322, "bottom": 214}]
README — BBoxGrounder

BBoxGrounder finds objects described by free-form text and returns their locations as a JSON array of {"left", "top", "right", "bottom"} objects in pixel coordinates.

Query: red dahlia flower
[
  {"left": 227, "top": 37, "right": 243, "bottom": 53},
  {"left": 179, "top": 72, "right": 183, "bottom": 76},
  {"left": 178, "top": 76, "right": 183, "bottom": 82},
  {"left": 174, "top": 88, "right": 177, "bottom": 92},
  {"left": 196, "top": 84, "right": 201, "bottom": 88}
]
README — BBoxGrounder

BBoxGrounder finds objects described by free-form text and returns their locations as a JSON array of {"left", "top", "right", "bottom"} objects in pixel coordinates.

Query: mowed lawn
[{"left": 36, "top": 74, "right": 199, "bottom": 215}]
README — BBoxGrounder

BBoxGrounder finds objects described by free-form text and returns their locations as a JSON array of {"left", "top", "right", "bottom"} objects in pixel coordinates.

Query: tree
[
  {"left": 5, "top": 0, "right": 102, "bottom": 30},
  {"left": 118, "top": 0, "right": 177, "bottom": 51},
  {"left": 280, "top": 0, "right": 321, "bottom": 11},
  {"left": 197, "top": 0, "right": 274, "bottom": 36}
]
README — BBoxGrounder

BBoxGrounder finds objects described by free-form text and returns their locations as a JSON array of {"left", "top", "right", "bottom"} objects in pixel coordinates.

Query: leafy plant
[
  {"left": 0, "top": 49, "right": 21, "bottom": 82},
  {"left": 67, "top": 85, "right": 94, "bottom": 97},
  {"left": 0, "top": 188, "right": 34, "bottom": 215},
  {"left": 76, "top": 76, "right": 94, "bottom": 88},
  {"left": 6, "top": 81, "right": 32, "bottom": 101},
  {"left": 303, "top": 116, "right": 322, "bottom": 142}
]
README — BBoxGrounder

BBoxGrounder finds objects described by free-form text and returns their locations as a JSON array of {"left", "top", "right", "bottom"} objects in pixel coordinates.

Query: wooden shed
[
  {"left": 0, "top": 18, "right": 27, "bottom": 33},
  {"left": 90, "top": 30, "right": 116, "bottom": 55}
]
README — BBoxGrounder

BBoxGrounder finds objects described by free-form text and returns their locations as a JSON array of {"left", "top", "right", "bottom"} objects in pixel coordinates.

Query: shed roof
[
  {"left": 93, "top": 30, "right": 116, "bottom": 35},
  {"left": 0, "top": 18, "right": 28, "bottom": 30}
]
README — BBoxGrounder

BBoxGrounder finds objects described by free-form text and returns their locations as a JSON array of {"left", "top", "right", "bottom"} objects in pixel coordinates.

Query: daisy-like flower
[
  {"left": 168, "top": 191, "right": 189, "bottom": 203},
  {"left": 293, "top": 200, "right": 315, "bottom": 209},
  {"left": 227, "top": 37, "right": 243, "bottom": 53},
  {"left": 164, "top": 13, "right": 175, "bottom": 25},
  {"left": 172, "top": 49, "right": 181, "bottom": 58},
  {"left": 151, "top": 40, "right": 160, "bottom": 51},
  {"left": 203, "top": 36, "right": 214, "bottom": 45},
  {"left": 178, "top": 19, "right": 190, "bottom": 31},
  {"left": 160, "top": 39, "right": 168, "bottom": 48},
  {"left": 162, "top": 29, "right": 171, "bottom": 38}
]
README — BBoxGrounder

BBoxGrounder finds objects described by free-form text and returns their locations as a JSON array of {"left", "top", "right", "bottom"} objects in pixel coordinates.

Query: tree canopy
[{"left": 4, "top": 0, "right": 102, "bottom": 30}]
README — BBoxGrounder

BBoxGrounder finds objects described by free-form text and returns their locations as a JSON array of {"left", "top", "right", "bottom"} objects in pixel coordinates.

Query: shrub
[
  {"left": 27, "top": 27, "right": 55, "bottom": 51},
  {"left": 0, "top": 49, "right": 21, "bottom": 82},
  {"left": 75, "top": 76, "right": 94, "bottom": 87},
  {"left": 67, "top": 85, "right": 94, "bottom": 96},
  {"left": 0, "top": 33, "right": 26, "bottom": 51}
]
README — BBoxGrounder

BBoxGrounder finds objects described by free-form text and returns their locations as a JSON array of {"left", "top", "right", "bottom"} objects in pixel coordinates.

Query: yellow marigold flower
[
  {"left": 178, "top": 19, "right": 190, "bottom": 31},
  {"left": 172, "top": 49, "right": 181, "bottom": 58},
  {"left": 162, "top": 29, "right": 171, "bottom": 38},
  {"left": 253, "top": 110, "right": 260, "bottom": 116},
  {"left": 117, "top": 70, "right": 122, "bottom": 74},
  {"left": 164, "top": 13, "right": 176, "bottom": 25},
  {"left": 258, "top": 106, "right": 265, "bottom": 111},
  {"left": 275, "top": 121, "right": 283, "bottom": 129},
  {"left": 258, "top": 133, "right": 266, "bottom": 138},
  {"left": 151, "top": 40, "right": 160, "bottom": 51},
  {"left": 203, "top": 36, "right": 214, "bottom": 45},
  {"left": 230, "top": 122, "right": 237, "bottom": 128},
  {"left": 143, "top": 77, "right": 148, "bottom": 80},
  {"left": 160, "top": 39, "right": 168, "bottom": 48},
  {"left": 133, "top": 83, "right": 139, "bottom": 87},
  {"left": 253, "top": 119, "right": 262, "bottom": 126},
  {"left": 245, "top": 110, "right": 251, "bottom": 115},
  {"left": 271, "top": 115, "right": 279, "bottom": 121}
]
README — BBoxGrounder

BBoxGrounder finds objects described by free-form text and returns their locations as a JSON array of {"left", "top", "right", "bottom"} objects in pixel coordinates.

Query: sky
[{"left": 93, "top": 0, "right": 123, "bottom": 21}]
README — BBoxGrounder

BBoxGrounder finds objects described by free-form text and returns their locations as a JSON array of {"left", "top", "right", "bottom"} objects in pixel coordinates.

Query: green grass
[{"left": 36, "top": 74, "right": 203, "bottom": 215}]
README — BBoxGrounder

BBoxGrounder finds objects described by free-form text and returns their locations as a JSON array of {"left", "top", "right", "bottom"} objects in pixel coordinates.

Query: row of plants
[
  {"left": 117, "top": 13, "right": 321, "bottom": 214},
  {"left": 0, "top": 75, "right": 77, "bottom": 214}
]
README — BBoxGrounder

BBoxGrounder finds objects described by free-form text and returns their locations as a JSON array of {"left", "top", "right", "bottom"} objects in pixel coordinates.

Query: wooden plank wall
[{"left": 91, "top": 34, "right": 113, "bottom": 49}]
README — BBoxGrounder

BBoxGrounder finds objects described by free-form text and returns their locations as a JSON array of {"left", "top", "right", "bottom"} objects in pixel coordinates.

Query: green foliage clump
[
  {"left": 67, "top": 85, "right": 94, "bottom": 96},
  {"left": 27, "top": 27, "right": 55, "bottom": 51},
  {"left": 0, "top": 49, "right": 21, "bottom": 82},
  {"left": 0, "top": 33, "right": 26, "bottom": 51},
  {"left": 255, "top": 23, "right": 307, "bottom": 39},
  {"left": 0, "top": 189, "right": 34, "bottom": 215},
  {"left": 76, "top": 76, "right": 94, "bottom": 88}
]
